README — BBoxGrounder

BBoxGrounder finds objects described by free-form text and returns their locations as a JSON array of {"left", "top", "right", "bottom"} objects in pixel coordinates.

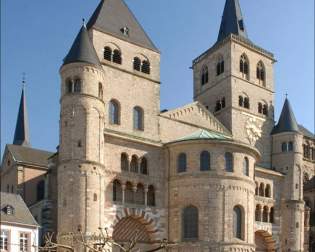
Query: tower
[
  {"left": 13, "top": 84, "right": 30, "bottom": 147},
  {"left": 57, "top": 23, "right": 106, "bottom": 244},
  {"left": 272, "top": 98, "right": 305, "bottom": 251},
  {"left": 192, "top": 0, "right": 275, "bottom": 165}
]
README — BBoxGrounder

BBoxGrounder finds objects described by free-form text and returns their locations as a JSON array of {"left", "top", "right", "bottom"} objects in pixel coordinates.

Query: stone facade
[{"left": 1, "top": 1, "right": 314, "bottom": 252}]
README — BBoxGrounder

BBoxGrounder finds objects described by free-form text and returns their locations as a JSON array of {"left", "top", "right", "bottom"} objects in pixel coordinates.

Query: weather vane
[{"left": 22, "top": 72, "right": 26, "bottom": 89}]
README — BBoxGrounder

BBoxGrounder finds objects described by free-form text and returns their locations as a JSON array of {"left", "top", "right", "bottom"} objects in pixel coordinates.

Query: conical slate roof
[
  {"left": 272, "top": 98, "right": 299, "bottom": 135},
  {"left": 217, "top": 0, "right": 248, "bottom": 42},
  {"left": 63, "top": 25, "right": 101, "bottom": 67},
  {"left": 87, "top": 0, "right": 158, "bottom": 52},
  {"left": 13, "top": 87, "right": 30, "bottom": 147}
]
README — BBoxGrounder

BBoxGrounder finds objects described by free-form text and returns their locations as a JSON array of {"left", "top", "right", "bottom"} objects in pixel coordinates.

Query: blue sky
[{"left": 1, "top": 0, "right": 314, "bottom": 154}]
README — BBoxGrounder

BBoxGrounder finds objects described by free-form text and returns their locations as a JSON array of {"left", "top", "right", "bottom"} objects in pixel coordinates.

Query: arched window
[
  {"left": 256, "top": 61, "right": 265, "bottom": 85},
  {"left": 133, "top": 106, "right": 144, "bottom": 131},
  {"left": 130, "top": 155, "right": 138, "bottom": 173},
  {"left": 233, "top": 206, "right": 243, "bottom": 240},
  {"left": 109, "top": 100, "right": 120, "bottom": 125},
  {"left": 113, "top": 49, "right": 122, "bottom": 64},
  {"left": 113, "top": 180, "right": 122, "bottom": 202},
  {"left": 265, "top": 184, "right": 271, "bottom": 198},
  {"left": 182, "top": 206, "right": 198, "bottom": 240},
  {"left": 263, "top": 206, "right": 269, "bottom": 222},
  {"left": 36, "top": 180, "right": 45, "bottom": 201},
  {"left": 121, "top": 153, "right": 129, "bottom": 171},
  {"left": 282, "top": 142, "right": 288, "bottom": 152},
  {"left": 135, "top": 184, "right": 145, "bottom": 205},
  {"left": 288, "top": 141, "right": 293, "bottom": 152},
  {"left": 125, "top": 182, "right": 134, "bottom": 204},
  {"left": 147, "top": 185, "right": 155, "bottom": 206},
  {"left": 141, "top": 60, "right": 150, "bottom": 74},
  {"left": 133, "top": 57, "right": 141, "bottom": 71},
  {"left": 201, "top": 66, "right": 209, "bottom": 86},
  {"left": 225, "top": 152, "right": 233, "bottom": 172},
  {"left": 270, "top": 207, "right": 274, "bottom": 223},
  {"left": 215, "top": 100, "right": 222, "bottom": 112},
  {"left": 74, "top": 79, "right": 81, "bottom": 93},
  {"left": 258, "top": 102, "right": 263, "bottom": 114},
  {"left": 244, "top": 97, "right": 250, "bottom": 109},
  {"left": 259, "top": 183, "right": 265, "bottom": 197},
  {"left": 200, "top": 151, "right": 210, "bottom": 171},
  {"left": 255, "top": 205, "right": 262, "bottom": 221},
  {"left": 104, "top": 46, "right": 112, "bottom": 61},
  {"left": 98, "top": 83, "right": 103, "bottom": 99},
  {"left": 216, "top": 55, "right": 224, "bottom": 76},
  {"left": 263, "top": 104, "right": 268, "bottom": 116},
  {"left": 239, "top": 96, "right": 244, "bottom": 107},
  {"left": 240, "top": 54, "right": 249, "bottom": 79},
  {"left": 177, "top": 153, "right": 187, "bottom": 173},
  {"left": 221, "top": 97, "right": 226, "bottom": 108},
  {"left": 140, "top": 157, "right": 148, "bottom": 175},
  {"left": 243, "top": 157, "right": 249, "bottom": 176},
  {"left": 66, "top": 79, "right": 73, "bottom": 93}
]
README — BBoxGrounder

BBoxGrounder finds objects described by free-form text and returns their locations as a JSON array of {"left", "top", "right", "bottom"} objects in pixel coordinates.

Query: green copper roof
[{"left": 178, "top": 129, "right": 232, "bottom": 142}]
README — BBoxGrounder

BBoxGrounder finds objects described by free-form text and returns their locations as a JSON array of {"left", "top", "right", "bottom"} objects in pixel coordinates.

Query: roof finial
[
  {"left": 285, "top": 93, "right": 288, "bottom": 99},
  {"left": 22, "top": 72, "right": 26, "bottom": 89},
  {"left": 82, "top": 18, "right": 86, "bottom": 28}
]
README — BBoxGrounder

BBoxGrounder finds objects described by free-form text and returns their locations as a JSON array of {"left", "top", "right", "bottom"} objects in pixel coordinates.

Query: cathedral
[{"left": 1, "top": 0, "right": 314, "bottom": 251}]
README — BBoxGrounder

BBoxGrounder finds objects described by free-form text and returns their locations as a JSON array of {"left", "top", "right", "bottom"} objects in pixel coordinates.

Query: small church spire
[
  {"left": 217, "top": 0, "right": 248, "bottom": 43},
  {"left": 13, "top": 76, "right": 30, "bottom": 147}
]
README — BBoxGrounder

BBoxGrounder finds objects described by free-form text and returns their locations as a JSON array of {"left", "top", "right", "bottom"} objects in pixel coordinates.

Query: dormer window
[
  {"left": 238, "top": 20, "right": 244, "bottom": 31},
  {"left": 121, "top": 26, "right": 129, "bottom": 37},
  {"left": 2, "top": 205, "right": 14, "bottom": 215}
]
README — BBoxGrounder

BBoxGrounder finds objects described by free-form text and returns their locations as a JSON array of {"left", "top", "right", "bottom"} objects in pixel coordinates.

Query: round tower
[
  {"left": 272, "top": 98, "right": 305, "bottom": 251},
  {"left": 57, "top": 24, "right": 106, "bottom": 244}
]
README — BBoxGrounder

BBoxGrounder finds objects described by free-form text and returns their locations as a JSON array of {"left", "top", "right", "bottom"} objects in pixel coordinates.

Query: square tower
[{"left": 192, "top": 0, "right": 276, "bottom": 165}]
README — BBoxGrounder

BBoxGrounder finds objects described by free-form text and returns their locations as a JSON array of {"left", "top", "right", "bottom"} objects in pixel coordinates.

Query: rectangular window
[
  {"left": 19, "top": 233, "right": 29, "bottom": 252},
  {"left": 0, "top": 230, "right": 9, "bottom": 251}
]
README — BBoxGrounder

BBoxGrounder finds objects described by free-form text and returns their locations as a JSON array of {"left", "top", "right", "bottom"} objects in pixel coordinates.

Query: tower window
[
  {"left": 133, "top": 57, "right": 141, "bottom": 71},
  {"left": 130, "top": 155, "right": 139, "bottom": 173},
  {"left": 141, "top": 60, "right": 150, "bottom": 74},
  {"left": 225, "top": 152, "right": 234, "bottom": 172},
  {"left": 201, "top": 66, "right": 209, "bottom": 86},
  {"left": 133, "top": 106, "right": 144, "bottom": 131},
  {"left": 66, "top": 79, "right": 73, "bottom": 93},
  {"left": 109, "top": 100, "right": 120, "bottom": 125},
  {"left": 104, "top": 46, "right": 112, "bottom": 61},
  {"left": 288, "top": 141, "right": 294, "bottom": 152},
  {"left": 239, "top": 95, "right": 250, "bottom": 109},
  {"left": 140, "top": 157, "right": 148, "bottom": 175},
  {"left": 216, "top": 55, "right": 224, "bottom": 76},
  {"left": 244, "top": 97, "right": 250, "bottom": 109},
  {"left": 240, "top": 54, "right": 249, "bottom": 79},
  {"left": 258, "top": 102, "right": 263, "bottom": 114},
  {"left": 239, "top": 96, "right": 244, "bottom": 107},
  {"left": 74, "top": 79, "right": 82, "bottom": 93},
  {"left": 243, "top": 157, "right": 249, "bottom": 176},
  {"left": 238, "top": 20, "right": 245, "bottom": 31},
  {"left": 113, "top": 49, "right": 122, "bottom": 64},
  {"left": 282, "top": 142, "right": 288, "bottom": 152},
  {"left": 256, "top": 61, "right": 266, "bottom": 86},
  {"left": 233, "top": 206, "right": 244, "bottom": 240}
]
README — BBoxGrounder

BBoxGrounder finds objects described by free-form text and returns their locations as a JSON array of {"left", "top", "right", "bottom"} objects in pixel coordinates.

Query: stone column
[
  {"left": 145, "top": 186, "right": 149, "bottom": 206},
  {"left": 122, "top": 184, "right": 126, "bottom": 204}
]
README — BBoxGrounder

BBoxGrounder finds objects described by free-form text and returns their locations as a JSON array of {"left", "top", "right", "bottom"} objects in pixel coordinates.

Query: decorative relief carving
[{"left": 245, "top": 117, "right": 262, "bottom": 145}]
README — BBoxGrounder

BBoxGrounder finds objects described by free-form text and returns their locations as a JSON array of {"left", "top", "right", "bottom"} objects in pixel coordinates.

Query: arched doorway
[{"left": 255, "top": 231, "right": 276, "bottom": 252}]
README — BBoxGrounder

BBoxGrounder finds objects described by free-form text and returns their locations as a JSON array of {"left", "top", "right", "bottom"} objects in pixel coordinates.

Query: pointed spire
[
  {"left": 87, "top": 0, "right": 158, "bottom": 52},
  {"left": 217, "top": 0, "right": 248, "bottom": 43},
  {"left": 13, "top": 79, "right": 30, "bottom": 147},
  {"left": 63, "top": 24, "right": 101, "bottom": 67},
  {"left": 272, "top": 98, "right": 299, "bottom": 135}
]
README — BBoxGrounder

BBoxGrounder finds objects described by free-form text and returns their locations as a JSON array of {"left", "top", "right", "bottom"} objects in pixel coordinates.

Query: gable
[{"left": 160, "top": 102, "right": 231, "bottom": 136}]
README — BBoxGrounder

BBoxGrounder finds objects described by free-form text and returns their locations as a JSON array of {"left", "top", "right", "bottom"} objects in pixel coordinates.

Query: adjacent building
[{"left": 0, "top": 192, "right": 39, "bottom": 252}]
